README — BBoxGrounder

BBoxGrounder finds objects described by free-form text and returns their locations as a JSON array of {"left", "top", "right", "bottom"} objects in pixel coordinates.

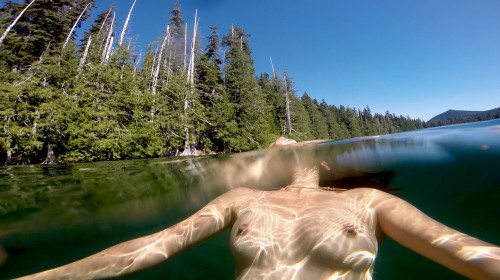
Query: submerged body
[
  {"left": 229, "top": 188, "right": 379, "bottom": 279},
  {"left": 14, "top": 137, "right": 500, "bottom": 280},
  {"left": 16, "top": 185, "right": 500, "bottom": 280}
]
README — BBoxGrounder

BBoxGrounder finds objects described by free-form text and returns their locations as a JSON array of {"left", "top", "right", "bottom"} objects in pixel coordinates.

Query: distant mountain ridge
[{"left": 429, "top": 107, "right": 500, "bottom": 123}]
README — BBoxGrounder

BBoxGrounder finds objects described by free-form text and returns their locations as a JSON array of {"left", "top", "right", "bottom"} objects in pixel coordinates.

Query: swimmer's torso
[{"left": 229, "top": 188, "right": 380, "bottom": 280}]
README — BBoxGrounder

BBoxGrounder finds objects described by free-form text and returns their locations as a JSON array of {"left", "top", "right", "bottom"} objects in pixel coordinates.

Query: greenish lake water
[{"left": 1, "top": 119, "right": 499, "bottom": 279}]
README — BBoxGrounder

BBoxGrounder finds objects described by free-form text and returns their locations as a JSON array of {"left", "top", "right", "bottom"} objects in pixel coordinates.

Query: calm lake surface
[{"left": 1, "top": 120, "right": 499, "bottom": 279}]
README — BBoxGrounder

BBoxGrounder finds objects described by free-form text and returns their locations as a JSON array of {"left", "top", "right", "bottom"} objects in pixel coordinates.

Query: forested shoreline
[{"left": 0, "top": 1, "right": 430, "bottom": 165}]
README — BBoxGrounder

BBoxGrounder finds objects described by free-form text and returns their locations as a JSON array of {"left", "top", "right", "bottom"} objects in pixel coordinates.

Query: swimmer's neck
[{"left": 284, "top": 166, "right": 320, "bottom": 191}]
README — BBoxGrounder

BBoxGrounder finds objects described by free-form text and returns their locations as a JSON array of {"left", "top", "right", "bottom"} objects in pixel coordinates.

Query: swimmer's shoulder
[
  {"left": 218, "top": 187, "right": 258, "bottom": 202},
  {"left": 342, "top": 187, "right": 395, "bottom": 201}
]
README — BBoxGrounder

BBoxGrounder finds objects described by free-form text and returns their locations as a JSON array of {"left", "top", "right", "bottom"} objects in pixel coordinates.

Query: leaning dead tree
[
  {"left": 270, "top": 57, "right": 276, "bottom": 79},
  {"left": 98, "top": 7, "right": 112, "bottom": 35},
  {"left": 118, "top": 0, "right": 136, "bottom": 46},
  {"left": 62, "top": 4, "right": 89, "bottom": 50},
  {"left": 101, "top": 12, "right": 115, "bottom": 63},
  {"left": 0, "top": 0, "right": 36, "bottom": 46},
  {"left": 77, "top": 34, "right": 91, "bottom": 73},
  {"left": 186, "top": 10, "right": 198, "bottom": 86},
  {"left": 181, "top": 10, "right": 199, "bottom": 156},
  {"left": 150, "top": 25, "right": 171, "bottom": 122}
]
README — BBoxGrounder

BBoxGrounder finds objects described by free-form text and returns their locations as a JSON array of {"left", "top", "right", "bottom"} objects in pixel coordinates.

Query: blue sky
[{"left": 87, "top": 0, "right": 500, "bottom": 121}]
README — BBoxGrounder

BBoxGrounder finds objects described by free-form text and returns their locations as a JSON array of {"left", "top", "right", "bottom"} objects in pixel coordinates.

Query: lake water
[{"left": 1, "top": 119, "right": 499, "bottom": 279}]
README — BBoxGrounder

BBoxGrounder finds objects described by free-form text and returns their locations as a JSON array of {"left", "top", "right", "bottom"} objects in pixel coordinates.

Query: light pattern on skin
[
  {"left": 343, "top": 251, "right": 375, "bottom": 269},
  {"left": 326, "top": 270, "right": 350, "bottom": 280},
  {"left": 432, "top": 233, "right": 468, "bottom": 246},
  {"left": 228, "top": 185, "right": 379, "bottom": 279},
  {"left": 457, "top": 246, "right": 500, "bottom": 261}
]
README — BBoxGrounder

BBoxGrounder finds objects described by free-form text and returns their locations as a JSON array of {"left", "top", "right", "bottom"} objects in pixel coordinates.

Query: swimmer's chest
[{"left": 229, "top": 191, "right": 378, "bottom": 269}]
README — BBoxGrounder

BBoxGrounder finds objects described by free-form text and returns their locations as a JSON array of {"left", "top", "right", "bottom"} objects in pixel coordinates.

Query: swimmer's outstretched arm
[
  {"left": 15, "top": 188, "right": 251, "bottom": 280},
  {"left": 370, "top": 189, "right": 500, "bottom": 280}
]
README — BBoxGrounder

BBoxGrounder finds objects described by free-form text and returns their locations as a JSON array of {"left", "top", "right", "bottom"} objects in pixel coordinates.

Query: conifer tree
[
  {"left": 260, "top": 72, "right": 285, "bottom": 135},
  {"left": 194, "top": 25, "right": 230, "bottom": 152},
  {"left": 301, "top": 93, "right": 329, "bottom": 139},
  {"left": 0, "top": 0, "right": 94, "bottom": 72},
  {"left": 167, "top": 1, "right": 186, "bottom": 73},
  {"left": 222, "top": 26, "right": 275, "bottom": 150},
  {"left": 318, "top": 100, "right": 350, "bottom": 140}
]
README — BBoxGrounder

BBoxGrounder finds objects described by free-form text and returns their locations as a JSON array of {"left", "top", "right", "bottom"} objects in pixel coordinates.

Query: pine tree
[
  {"left": 318, "top": 100, "right": 349, "bottom": 140},
  {"left": 194, "top": 25, "right": 229, "bottom": 152},
  {"left": 260, "top": 72, "right": 285, "bottom": 135},
  {"left": 0, "top": 0, "right": 95, "bottom": 72},
  {"left": 167, "top": 1, "right": 186, "bottom": 73},
  {"left": 222, "top": 26, "right": 275, "bottom": 150},
  {"left": 301, "top": 93, "right": 329, "bottom": 139}
]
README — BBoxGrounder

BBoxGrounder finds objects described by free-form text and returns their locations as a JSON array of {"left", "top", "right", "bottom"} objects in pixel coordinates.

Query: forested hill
[
  {"left": 428, "top": 108, "right": 500, "bottom": 124},
  {"left": 0, "top": 1, "right": 427, "bottom": 165}
]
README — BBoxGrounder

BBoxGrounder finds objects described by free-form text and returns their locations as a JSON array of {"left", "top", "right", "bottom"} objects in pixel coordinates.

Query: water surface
[{"left": 1, "top": 120, "right": 499, "bottom": 279}]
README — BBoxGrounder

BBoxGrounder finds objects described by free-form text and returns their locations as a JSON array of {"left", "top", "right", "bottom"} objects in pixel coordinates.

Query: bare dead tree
[
  {"left": 150, "top": 25, "right": 170, "bottom": 122},
  {"left": 118, "top": 0, "right": 136, "bottom": 46},
  {"left": 284, "top": 76, "right": 292, "bottom": 135},
  {"left": 270, "top": 57, "right": 276, "bottom": 79},
  {"left": 150, "top": 44, "right": 159, "bottom": 78},
  {"left": 78, "top": 34, "right": 92, "bottom": 73},
  {"left": 186, "top": 10, "right": 198, "bottom": 86},
  {"left": 184, "top": 22, "right": 187, "bottom": 70},
  {"left": 104, "top": 36, "right": 114, "bottom": 63},
  {"left": 133, "top": 49, "right": 142, "bottom": 78},
  {"left": 181, "top": 10, "right": 199, "bottom": 156},
  {"left": 101, "top": 12, "right": 115, "bottom": 63},
  {"left": 62, "top": 4, "right": 89, "bottom": 50},
  {"left": 98, "top": 6, "right": 112, "bottom": 35},
  {"left": 0, "top": 0, "right": 36, "bottom": 46}
]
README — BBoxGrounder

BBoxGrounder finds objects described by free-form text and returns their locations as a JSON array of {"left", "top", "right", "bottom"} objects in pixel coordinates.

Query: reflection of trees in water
[{"left": 0, "top": 159, "right": 199, "bottom": 232}]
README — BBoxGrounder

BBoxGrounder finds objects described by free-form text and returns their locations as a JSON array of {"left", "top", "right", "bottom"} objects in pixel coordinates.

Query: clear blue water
[{"left": 1, "top": 119, "right": 499, "bottom": 279}]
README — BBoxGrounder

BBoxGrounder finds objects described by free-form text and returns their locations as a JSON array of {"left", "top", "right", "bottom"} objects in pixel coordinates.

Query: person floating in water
[{"left": 15, "top": 138, "right": 500, "bottom": 280}]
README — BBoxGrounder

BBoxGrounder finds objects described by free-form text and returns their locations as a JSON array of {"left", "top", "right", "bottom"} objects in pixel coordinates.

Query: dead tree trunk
[
  {"left": 0, "top": 0, "right": 36, "bottom": 46},
  {"left": 118, "top": 0, "right": 136, "bottom": 46},
  {"left": 270, "top": 57, "right": 276, "bottom": 79},
  {"left": 98, "top": 7, "right": 112, "bottom": 35},
  {"left": 63, "top": 4, "right": 89, "bottom": 50},
  {"left": 181, "top": 10, "right": 199, "bottom": 156},
  {"left": 101, "top": 12, "right": 115, "bottom": 63},
  {"left": 284, "top": 78, "right": 292, "bottom": 135},
  {"left": 133, "top": 50, "right": 142, "bottom": 78},
  {"left": 4, "top": 150, "right": 12, "bottom": 165},
  {"left": 41, "top": 141, "right": 56, "bottom": 164},
  {"left": 184, "top": 22, "right": 187, "bottom": 70},
  {"left": 78, "top": 35, "right": 92, "bottom": 73},
  {"left": 104, "top": 36, "right": 114, "bottom": 63},
  {"left": 150, "top": 26, "right": 170, "bottom": 122}
]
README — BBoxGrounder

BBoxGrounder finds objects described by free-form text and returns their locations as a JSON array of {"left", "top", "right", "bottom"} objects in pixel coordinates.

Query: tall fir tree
[
  {"left": 167, "top": 1, "right": 186, "bottom": 73},
  {"left": 222, "top": 26, "right": 276, "bottom": 150},
  {"left": 301, "top": 93, "right": 329, "bottom": 139}
]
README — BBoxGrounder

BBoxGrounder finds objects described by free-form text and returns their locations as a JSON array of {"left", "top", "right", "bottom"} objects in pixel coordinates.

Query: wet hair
[{"left": 319, "top": 169, "right": 399, "bottom": 193}]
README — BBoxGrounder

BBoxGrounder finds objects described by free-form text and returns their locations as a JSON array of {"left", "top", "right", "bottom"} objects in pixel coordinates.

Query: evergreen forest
[{"left": 0, "top": 0, "right": 430, "bottom": 165}]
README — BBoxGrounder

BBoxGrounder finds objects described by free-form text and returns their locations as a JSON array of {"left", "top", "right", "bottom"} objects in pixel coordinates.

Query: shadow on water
[{"left": 0, "top": 119, "right": 499, "bottom": 279}]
